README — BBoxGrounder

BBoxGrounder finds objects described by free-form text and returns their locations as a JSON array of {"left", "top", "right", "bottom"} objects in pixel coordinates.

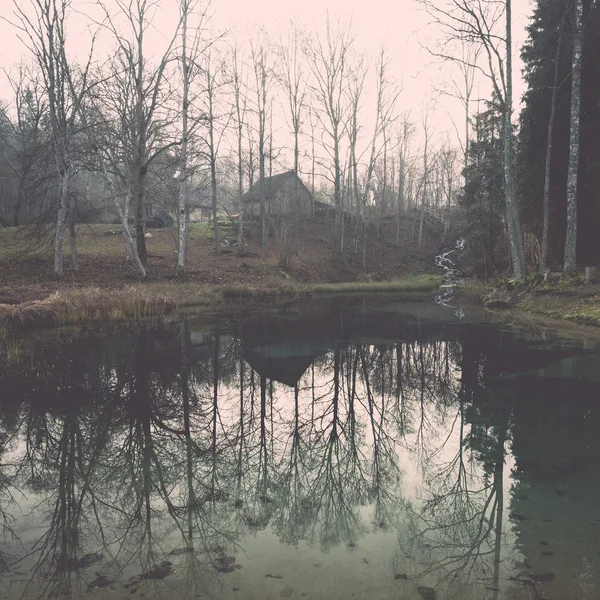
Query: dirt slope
[{"left": 0, "top": 214, "right": 456, "bottom": 303}]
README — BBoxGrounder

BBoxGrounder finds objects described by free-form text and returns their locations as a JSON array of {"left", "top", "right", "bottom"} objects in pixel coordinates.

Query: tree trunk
[
  {"left": 177, "top": 2, "right": 190, "bottom": 271},
  {"left": 563, "top": 0, "right": 583, "bottom": 275},
  {"left": 133, "top": 167, "right": 148, "bottom": 265},
  {"left": 124, "top": 188, "right": 132, "bottom": 261},
  {"left": 68, "top": 192, "right": 78, "bottom": 270},
  {"left": 503, "top": 0, "right": 526, "bottom": 280},
  {"left": 53, "top": 171, "right": 69, "bottom": 277},
  {"left": 540, "top": 31, "right": 562, "bottom": 274}
]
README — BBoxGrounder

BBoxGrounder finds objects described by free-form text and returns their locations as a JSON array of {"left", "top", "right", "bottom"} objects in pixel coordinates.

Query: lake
[{"left": 1, "top": 296, "right": 599, "bottom": 600}]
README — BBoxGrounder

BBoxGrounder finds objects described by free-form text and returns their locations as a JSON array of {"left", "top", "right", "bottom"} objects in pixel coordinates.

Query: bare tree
[
  {"left": 395, "top": 115, "right": 415, "bottom": 245},
  {"left": 361, "top": 46, "right": 400, "bottom": 263},
  {"left": 200, "top": 51, "right": 230, "bottom": 254},
  {"left": 11, "top": 0, "right": 95, "bottom": 276},
  {"left": 175, "top": 0, "right": 215, "bottom": 271},
  {"left": 250, "top": 36, "right": 272, "bottom": 261},
  {"left": 306, "top": 13, "right": 355, "bottom": 259},
  {"left": 277, "top": 22, "right": 308, "bottom": 182},
  {"left": 419, "top": 0, "right": 526, "bottom": 279},
  {"left": 275, "top": 22, "right": 309, "bottom": 267},
  {"left": 346, "top": 56, "right": 366, "bottom": 259},
  {"left": 96, "top": 0, "right": 182, "bottom": 267},
  {"left": 418, "top": 106, "right": 434, "bottom": 250},
  {"left": 230, "top": 40, "right": 248, "bottom": 252}
]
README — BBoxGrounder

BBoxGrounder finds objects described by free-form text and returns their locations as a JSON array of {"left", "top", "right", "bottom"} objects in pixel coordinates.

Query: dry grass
[
  {"left": 0, "top": 274, "right": 444, "bottom": 330},
  {"left": 0, "top": 287, "right": 176, "bottom": 328}
]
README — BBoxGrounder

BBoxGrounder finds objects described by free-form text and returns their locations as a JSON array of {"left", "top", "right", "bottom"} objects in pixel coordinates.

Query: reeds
[{"left": 0, "top": 287, "right": 176, "bottom": 329}]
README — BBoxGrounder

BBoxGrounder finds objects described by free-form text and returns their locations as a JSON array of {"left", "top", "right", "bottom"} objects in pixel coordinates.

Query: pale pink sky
[{"left": 1, "top": 0, "right": 534, "bottom": 149}]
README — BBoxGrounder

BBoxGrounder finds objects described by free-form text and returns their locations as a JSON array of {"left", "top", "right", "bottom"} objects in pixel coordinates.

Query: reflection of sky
[
  {"left": 3, "top": 320, "right": 600, "bottom": 599},
  {"left": 0, "top": 339, "right": 529, "bottom": 599}
]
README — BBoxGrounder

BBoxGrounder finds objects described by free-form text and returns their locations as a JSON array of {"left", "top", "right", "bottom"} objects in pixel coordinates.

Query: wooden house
[{"left": 242, "top": 170, "right": 323, "bottom": 218}]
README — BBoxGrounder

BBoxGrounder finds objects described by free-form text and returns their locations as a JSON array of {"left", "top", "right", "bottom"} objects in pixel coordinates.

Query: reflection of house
[
  {"left": 242, "top": 170, "right": 330, "bottom": 218},
  {"left": 244, "top": 351, "right": 315, "bottom": 387}
]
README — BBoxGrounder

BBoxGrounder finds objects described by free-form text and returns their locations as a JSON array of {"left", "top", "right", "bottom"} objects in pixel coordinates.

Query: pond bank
[
  {"left": 0, "top": 275, "right": 442, "bottom": 330},
  {"left": 457, "top": 278, "right": 600, "bottom": 330}
]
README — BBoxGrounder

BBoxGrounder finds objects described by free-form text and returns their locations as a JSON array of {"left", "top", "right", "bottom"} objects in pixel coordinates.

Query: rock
[
  {"left": 213, "top": 556, "right": 237, "bottom": 573},
  {"left": 88, "top": 575, "right": 114, "bottom": 590},
  {"left": 531, "top": 573, "right": 555, "bottom": 583},
  {"left": 170, "top": 547, "right": 193, "bottom": 556},
  {"left": 485, "top": 298, "right": 510, "bottom": 309},
  {"left": 417, "top": 586, "right": 436, "bottom": 600},
  {"left": 142, "top": 560, "right": 174, "bottom": 580},
  {"left": 394, "top": 573, "right": 408, "bottom": 580},
  {"left": 265, "top": 574, "right": 283, "bottom": 579},
  {"left": 280, "top": 585, "right": 294, "bottom": 597}
]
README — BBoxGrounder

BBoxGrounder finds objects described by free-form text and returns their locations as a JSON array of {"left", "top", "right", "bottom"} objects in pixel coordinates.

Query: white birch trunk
[
  {"left": 177, "top": 0, "right": 190, "bottom": 270},
  {"left": 563, "top": 0, "right": 583, "bottom": 274}
]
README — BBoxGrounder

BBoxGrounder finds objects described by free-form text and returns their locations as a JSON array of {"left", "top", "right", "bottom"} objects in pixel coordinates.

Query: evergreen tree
[
  {"left": 459, "top": 104, "right": 505, "bottom": 278},
  {"left": 519, "top": 0, "right": 600, "bottom": 268}
]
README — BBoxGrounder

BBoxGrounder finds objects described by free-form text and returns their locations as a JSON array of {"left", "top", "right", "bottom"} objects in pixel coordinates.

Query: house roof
[{"left": 241, "top": 170, "right": 313, "bottom": 203}]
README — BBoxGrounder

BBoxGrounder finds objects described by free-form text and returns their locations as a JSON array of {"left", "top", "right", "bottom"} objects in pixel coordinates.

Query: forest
[{"left": 0, "top": 0, "right": 597, "bottom": 285}]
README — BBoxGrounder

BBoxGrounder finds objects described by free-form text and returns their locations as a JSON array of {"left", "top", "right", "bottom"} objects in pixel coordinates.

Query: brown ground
[{"left": 0, "top": 215, "right": 451, "bottom": 304}]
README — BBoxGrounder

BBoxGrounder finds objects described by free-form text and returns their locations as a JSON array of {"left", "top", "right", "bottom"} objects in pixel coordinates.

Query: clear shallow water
[{"left": 1, "top": 298, "right": 600, "bottom": 600}]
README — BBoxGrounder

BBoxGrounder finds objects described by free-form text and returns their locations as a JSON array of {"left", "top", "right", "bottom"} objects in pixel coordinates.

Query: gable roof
[{"left": 241, "top": 170, "right": 313, "bottom": 204}]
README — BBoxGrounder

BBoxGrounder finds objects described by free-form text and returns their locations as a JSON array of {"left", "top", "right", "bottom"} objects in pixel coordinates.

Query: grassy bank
[
  {"left": 458, "top": 277, "right": 600, "bottom": 329},
  {"left": 0, "top": 275, "right": 442, "bottom": 330},
  {"left": 518, "top": 291, "right": 600, "bottom": 328}
]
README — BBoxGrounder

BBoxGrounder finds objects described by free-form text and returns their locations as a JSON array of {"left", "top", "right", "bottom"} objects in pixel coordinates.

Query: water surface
[{"left": 1, "top": 298, "right": 600, "bottom": 600}]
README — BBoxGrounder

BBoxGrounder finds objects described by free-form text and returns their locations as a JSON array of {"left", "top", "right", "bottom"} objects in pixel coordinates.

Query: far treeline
[{"left": 0, "top": 0, "right": 596, "bottom": 282}]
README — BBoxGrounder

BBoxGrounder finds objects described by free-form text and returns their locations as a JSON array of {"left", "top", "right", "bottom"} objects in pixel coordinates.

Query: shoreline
[
  {"left": 0, "top": 275, "right": 442, "bottom": 330},
  {"left": 455, "top": 278, "right": 600, "bottom": 330}
]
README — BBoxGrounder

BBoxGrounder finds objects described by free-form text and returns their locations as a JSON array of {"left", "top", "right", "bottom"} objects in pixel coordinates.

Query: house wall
[{"left": 244, "top": 176, "right": 313, "bottom": 219}]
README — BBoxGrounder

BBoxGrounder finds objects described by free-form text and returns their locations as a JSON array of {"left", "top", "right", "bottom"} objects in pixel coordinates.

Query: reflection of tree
[
  {"left": 272, "top": 383, "right": 313, "bottom": 545},
  {"left": 5, "top": 314, "right": 583, "bottom": 598},
  {"left": 0, "top": 402, "right": 16, "bottom": 576},
  {"left": 304, "top": 346, "right": 368, "bottom": 550},
  {"left": 358, "top": 345, "right": 403, "bottom": 531},
  {"left": 398, "top": 338, "right": 513, "bottom": 598},
  {"left": 14, "top": 364, "right": 112, "bottom": 598}
]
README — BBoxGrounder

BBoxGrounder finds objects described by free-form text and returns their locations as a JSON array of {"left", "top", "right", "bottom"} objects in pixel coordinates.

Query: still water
[{"left": 1, "top": 297, "right": 600, "bottom": 600}]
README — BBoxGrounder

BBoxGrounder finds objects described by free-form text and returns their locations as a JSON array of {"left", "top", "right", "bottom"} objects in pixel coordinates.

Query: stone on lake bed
[
  {"left": 530, "top": 573, "right": 555, "bottom": 583},
  {"left": 213, "top": 556, "right": 238, "bottom": 573},
  {"left": 142, "top": 560, "right": 174, "bottom": 580},
  {"left": 280, "top": 585, "right": 294, "bottom": 597},
  {"left": 87, "top": 574, "right": 113, "bottom": 590},
  {"left": 417, "top": 586, "right": 436, "bottom": 600}
]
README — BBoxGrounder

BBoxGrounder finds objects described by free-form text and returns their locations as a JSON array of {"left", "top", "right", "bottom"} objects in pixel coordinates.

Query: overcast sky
[{"left": 0, "top": 0, "right": 535, "bottom": 155}]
